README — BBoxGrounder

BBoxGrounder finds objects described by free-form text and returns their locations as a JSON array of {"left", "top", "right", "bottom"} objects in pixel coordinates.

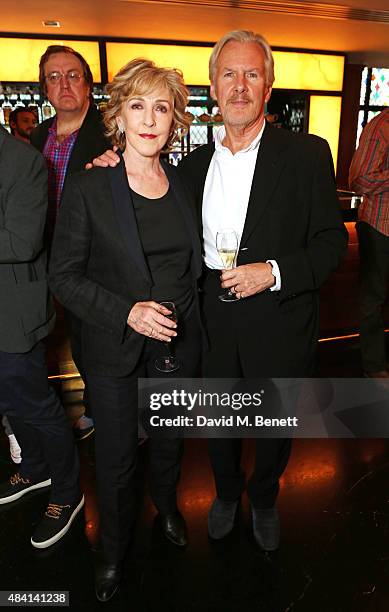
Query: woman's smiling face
[{"left": 116, "top": 87, "right": 174, "bottom": 158}]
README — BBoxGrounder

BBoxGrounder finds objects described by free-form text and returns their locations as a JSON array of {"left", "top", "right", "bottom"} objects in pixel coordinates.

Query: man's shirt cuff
[{"left": 266, "top": 259, "right": 281, "bottom": 291}]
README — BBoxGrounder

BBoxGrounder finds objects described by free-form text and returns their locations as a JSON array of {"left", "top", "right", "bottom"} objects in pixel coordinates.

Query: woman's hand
[{"left": 127, "top": 301, "right": 177, "bottom": 341}]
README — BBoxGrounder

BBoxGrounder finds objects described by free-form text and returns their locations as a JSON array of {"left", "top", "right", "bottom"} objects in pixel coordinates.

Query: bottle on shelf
[
  {"left": 41, "top": 99, "right": 55, "bottom": 120},
  {"left": 28, "top": 101, "right": 41, "bottom": 123},
  {"left": 2, "top": 98, "right": 13, "bottom": 125}
]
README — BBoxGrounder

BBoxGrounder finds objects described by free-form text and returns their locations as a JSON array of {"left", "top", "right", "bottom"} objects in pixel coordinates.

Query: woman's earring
[{"left": 118, "top": 124, "right": 124, "bottom": 134}]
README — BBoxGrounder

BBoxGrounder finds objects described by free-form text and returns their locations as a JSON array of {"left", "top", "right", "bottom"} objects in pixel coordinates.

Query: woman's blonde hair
[{"left": 104, "top": 58, "right": 190, "bottom": 151}]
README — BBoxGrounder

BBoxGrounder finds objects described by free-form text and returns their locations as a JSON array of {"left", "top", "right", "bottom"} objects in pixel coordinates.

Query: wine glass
[
  {"left": 154, "top": 301, "right": 180, "bottom": 373},
  {"left": 216, "top": 229, "right": 239, "bottom": 302}
]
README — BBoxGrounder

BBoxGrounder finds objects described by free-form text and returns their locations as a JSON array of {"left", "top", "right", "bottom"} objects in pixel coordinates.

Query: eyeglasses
[{"left": 45, "top": 70, "right": 83, "bottom": 85}]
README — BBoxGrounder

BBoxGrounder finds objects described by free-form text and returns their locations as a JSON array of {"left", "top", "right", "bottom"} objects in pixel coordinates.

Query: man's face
[
  {"left": 11, "top": 111, "right": 37, "bottom": 141},
  {"left": 43, "top": 52, "right": 90, "bottom": 114},
  {"left": 210, "top": 41, "right": 272, "bottom": 130}
]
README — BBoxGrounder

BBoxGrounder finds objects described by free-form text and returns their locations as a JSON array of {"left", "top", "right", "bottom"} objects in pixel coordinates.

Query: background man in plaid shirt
[
  {"left": 349, "top": 109, "right": 389, "bottom": 379},
  {"left": 31, "top": 45, "right": 109, "bottom": 440}
]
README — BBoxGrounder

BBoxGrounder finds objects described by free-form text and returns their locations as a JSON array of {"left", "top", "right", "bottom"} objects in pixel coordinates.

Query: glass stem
[{"left": 164, "top": 341, "right": 174, "bottom": 359}]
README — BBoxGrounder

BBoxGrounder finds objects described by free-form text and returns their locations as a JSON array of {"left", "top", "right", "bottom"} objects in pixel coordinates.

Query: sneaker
[
  {"left": 8, "top": 434, "right": 22, "bottom": 464},
  {"left": 0, "top": 473, "right": 51, "bottom": 505},
  {"left": 31, "top": 494, "right": 85, "bottom": 549}
]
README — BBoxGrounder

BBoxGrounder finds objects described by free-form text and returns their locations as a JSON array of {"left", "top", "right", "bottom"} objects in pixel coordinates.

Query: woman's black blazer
[{"left": 49, "top": 158, "right": 202, "bottom": 377}]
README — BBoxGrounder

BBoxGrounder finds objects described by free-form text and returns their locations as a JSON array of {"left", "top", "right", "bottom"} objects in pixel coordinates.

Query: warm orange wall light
[
  {"left": 106, "top": 43, "right": 344, "bottom": 91},
  {"left": 106, "top": 42, "right": 211, "bottom": 85},
  {"left": 273, "top": 52, "right": 344, "bottom": 91},
  {"left": 309, "top": 95, "right": 342, "bottom": 170},
  {"left": 0, "top": 39, "right": 101, "bottom": 82},
  {"left": 0, "top": 38, "right": 344, "bottom": 169}
]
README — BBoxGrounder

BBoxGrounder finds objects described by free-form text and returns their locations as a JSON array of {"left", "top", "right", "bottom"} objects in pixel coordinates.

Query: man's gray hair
[{"left": 209, "top": 30, "right": 275, "bottom": 86}]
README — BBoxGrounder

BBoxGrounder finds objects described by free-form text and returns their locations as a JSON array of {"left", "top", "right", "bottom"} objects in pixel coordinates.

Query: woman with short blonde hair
[
  {"left": 50, "top": 57, "right": 202, "bottom": 602},
  {"left": 104, "top": 58, "right": 190, "bottom": 150}
]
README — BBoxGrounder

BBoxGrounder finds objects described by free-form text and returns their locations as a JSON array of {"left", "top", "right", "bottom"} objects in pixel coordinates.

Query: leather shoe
[
  {"left": 95, "top": 562, "right": 122, "bottom": 602},
  {"left": 208, "top": 497, "right": 239, "bottom": 539},
  {"left": 251, "top": 506, "right": 280, "bottom": 551},
  {"left": 160, "top": 512, "right": 187, "bottom": 546}
]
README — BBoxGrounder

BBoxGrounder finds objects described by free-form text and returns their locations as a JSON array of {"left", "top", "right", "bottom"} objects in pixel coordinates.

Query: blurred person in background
[
  {"left": 9, "top": 107, "right": 37, "bottom": 143},
  {"left": 349, "top": 109, "right": 389, "bottom": 380}
]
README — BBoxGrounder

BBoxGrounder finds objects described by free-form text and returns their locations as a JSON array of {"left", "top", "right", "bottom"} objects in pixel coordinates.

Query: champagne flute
[
  {"left": 216, "top": 229, "right": 239, "bottom": 302},
  {"left": 154, "top": 301, "right": 180, "bottom": 373}
]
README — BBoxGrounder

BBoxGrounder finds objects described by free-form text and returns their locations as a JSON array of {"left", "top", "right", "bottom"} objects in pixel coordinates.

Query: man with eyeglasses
[
  {"left": 31, "top": 46, "right": 110, "bottom": 441},
  {"left": 31, "top": 45, "right": 109, "bottom": 248}
]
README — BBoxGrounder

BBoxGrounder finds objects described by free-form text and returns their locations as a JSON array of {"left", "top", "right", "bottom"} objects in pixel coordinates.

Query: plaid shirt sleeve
[
  {"left": 349, "top": 110, "right": 389, "bottom": 195},
  {"left": 349, "top": 109, "right": 389, "bottom": 236}
]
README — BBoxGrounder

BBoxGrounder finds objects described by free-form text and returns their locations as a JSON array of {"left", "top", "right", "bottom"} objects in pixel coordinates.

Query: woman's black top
[{"left": 131, "top": 186, "right": 194, "bottom": 316}]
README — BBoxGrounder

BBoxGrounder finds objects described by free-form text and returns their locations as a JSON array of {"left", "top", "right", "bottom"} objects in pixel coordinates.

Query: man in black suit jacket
[
  {"left": 179, "top": 30, "right": 348, "bottom": 550},
  {"left": 0, "top": 125, "right": 82, "bottom": 548},
  {"left": 30, "top": 45, "right": 108, "bottom": 182},
  {"left": 30, "top": 45, "right": 110, "bottom": 439}
]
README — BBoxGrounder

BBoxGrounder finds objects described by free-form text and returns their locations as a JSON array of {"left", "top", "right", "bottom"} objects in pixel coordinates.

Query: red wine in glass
[{"left": 154, "top": 301, "right": 180, "bottom": 373}]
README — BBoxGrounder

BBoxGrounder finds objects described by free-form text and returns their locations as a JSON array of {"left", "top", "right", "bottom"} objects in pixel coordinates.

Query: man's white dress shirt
[{"left": 202, "top": 123, "right": 281, "bottom": 290}]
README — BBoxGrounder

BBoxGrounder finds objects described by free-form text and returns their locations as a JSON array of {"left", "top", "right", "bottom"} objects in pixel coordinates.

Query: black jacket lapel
[
  {"left": 162, "top": 160, "right": 202, "bottom": 279},
  {"left": 30, "top": 117, "right": 52, "bottom": 153},
  {"left": 108, "top": 158, "right": 152, "bottom": 285},
  {"left": 178, "top": 143, "right": 215, "bottom": 243},
  {"left": 67, "top": 105, "right": 108, "bottom": 175},
  {"left": 240, "top": 124, "right": 289, "bottom": 247}
]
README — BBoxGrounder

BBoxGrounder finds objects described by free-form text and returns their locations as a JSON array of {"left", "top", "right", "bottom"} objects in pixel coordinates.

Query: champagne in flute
[
  {"left": 216, "top": 229, "right": 239, "bottom": 302},
  {"left": 154, "top": 301, "right": 180, "bottom": 373},
  {"left": 218, "top": 248, "right": 236, "bottom": 270}
]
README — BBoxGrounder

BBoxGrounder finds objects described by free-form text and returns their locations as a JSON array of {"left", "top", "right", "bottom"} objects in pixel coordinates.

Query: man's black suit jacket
[
  {"left": 30, "top": 103, "right": 110, "bottom": 186},
  {"left": 179, "top": 123, "right": 348, "bottom": 375},
  {"left": 30, "top": 103, "right": 111, "bottom": 361},
  {"left": 0, "top": 126, "right": 55, "bottom": 353},
  {"left": 49, "top": 158, "right": 202, "bottom": 377}
]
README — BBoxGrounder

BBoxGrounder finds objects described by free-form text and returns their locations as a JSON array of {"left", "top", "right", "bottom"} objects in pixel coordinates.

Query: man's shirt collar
[{"left": 214, "top": 121, "right": 266, "bottom": 155}]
